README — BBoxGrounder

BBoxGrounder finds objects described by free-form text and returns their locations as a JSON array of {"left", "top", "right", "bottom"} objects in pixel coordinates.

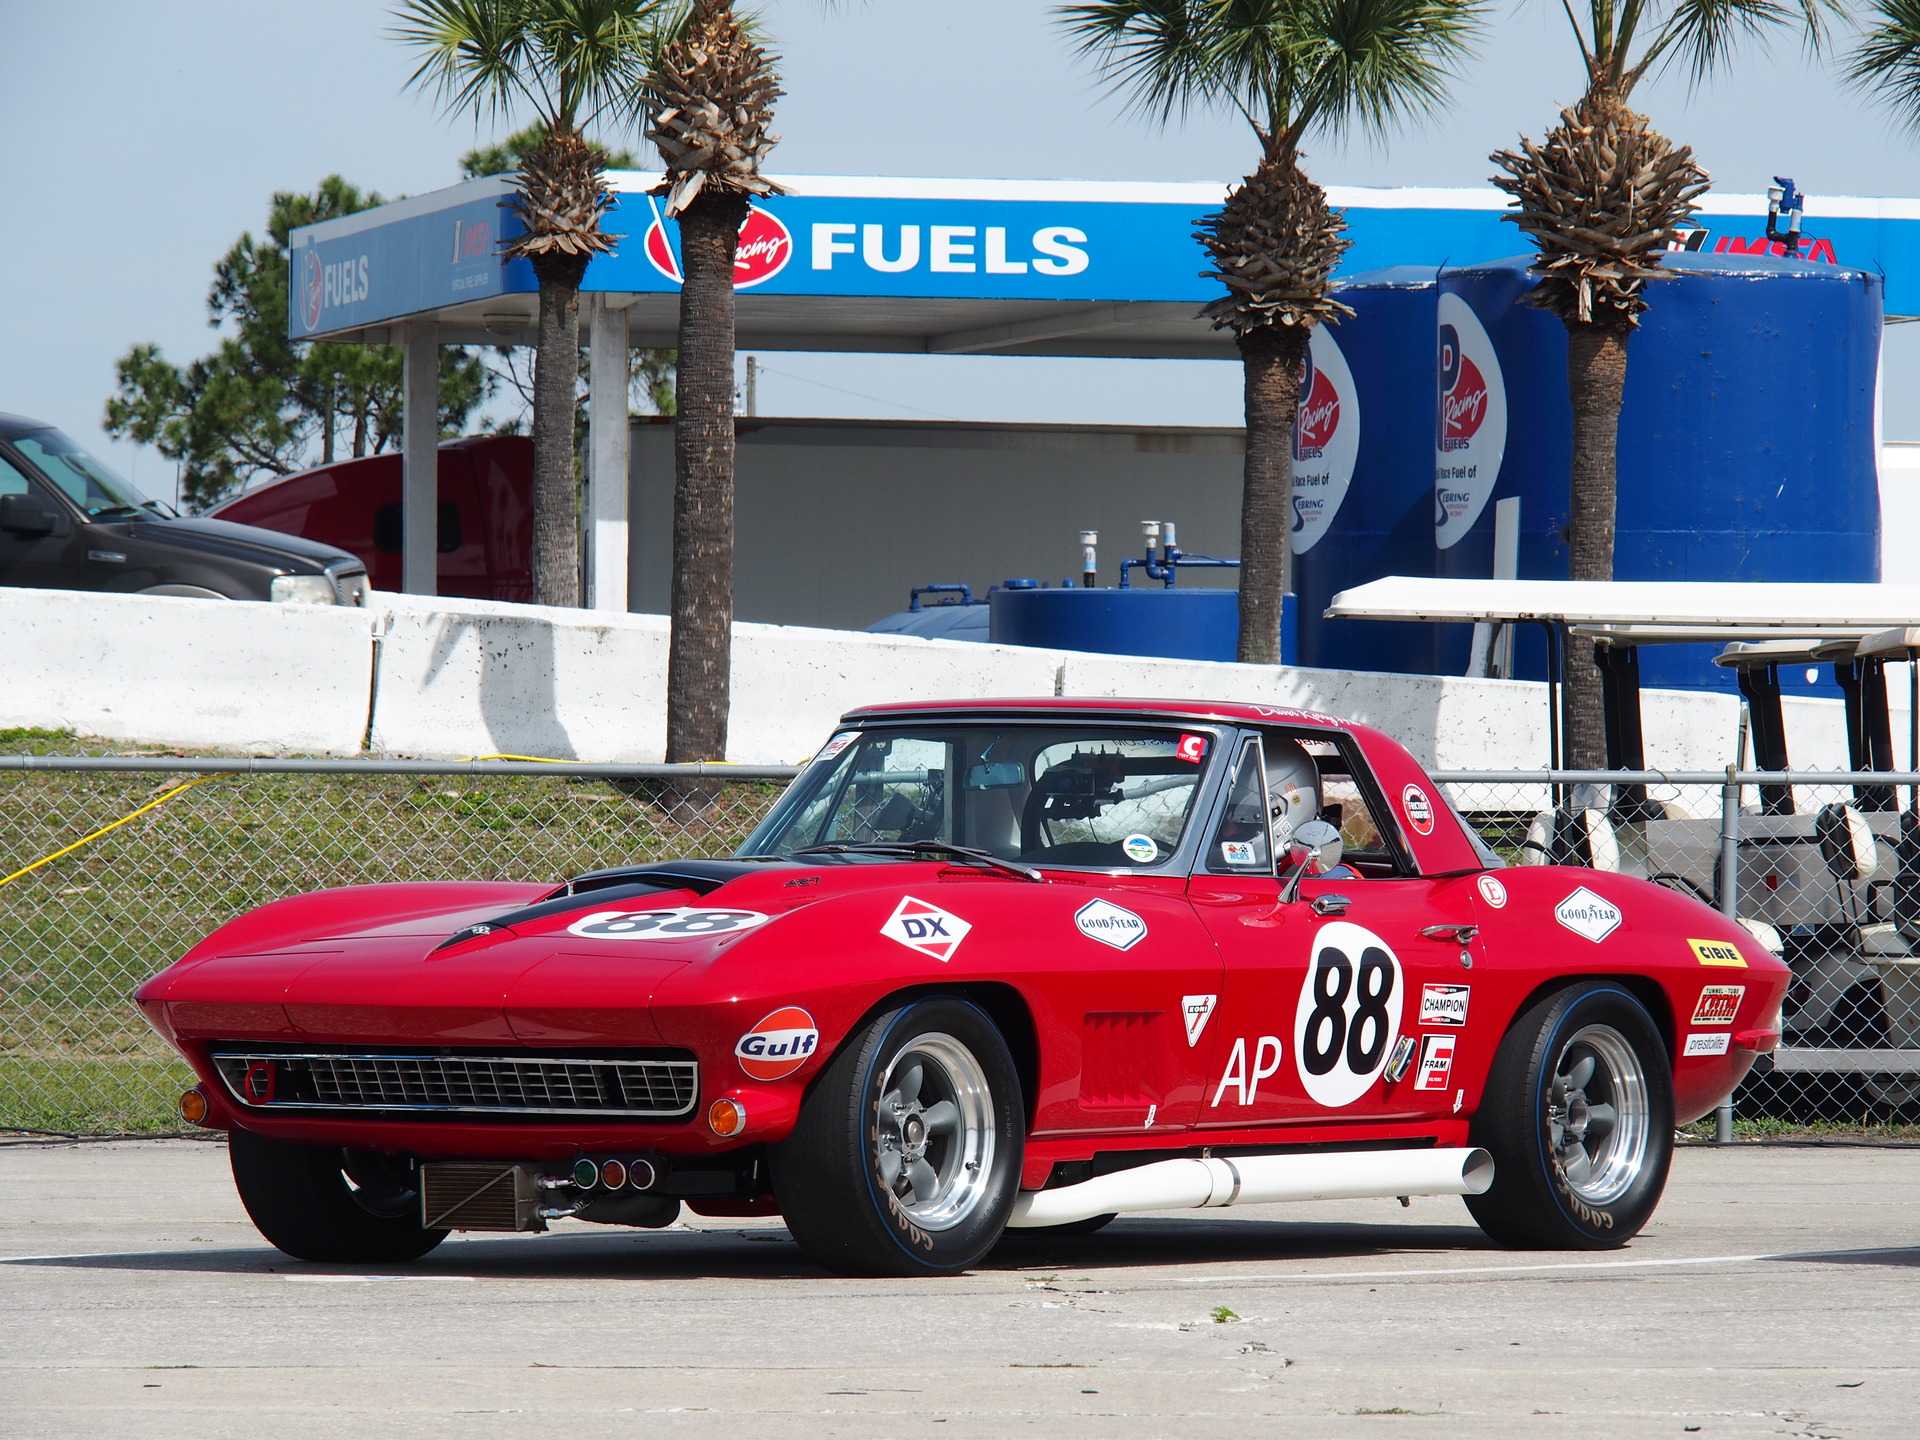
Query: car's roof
[
  {"left": 841, "top": 696, "right": 1347, "bottom": 729},
  {"left": 0, "top": 412, "right": 50, "bottom": 439}
]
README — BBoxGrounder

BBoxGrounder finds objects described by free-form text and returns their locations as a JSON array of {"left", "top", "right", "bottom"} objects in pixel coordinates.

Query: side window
[
  {"left": 1302, "top": 740, "right": 1405, "bottom": 874},
  {"left": 0, "top": 452, "right": 32, "bottom": 497},
  {"left": 1207, "top": 738, "right": 1273, "bottom": 874},
  {"left": 821, "top": 736, "right": 953, "bottom": 845}
]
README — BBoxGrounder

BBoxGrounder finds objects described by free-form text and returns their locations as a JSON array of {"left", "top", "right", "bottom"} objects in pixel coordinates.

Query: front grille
[{"left": 208, "top": 1049, "right": 698, "bottom": 1118}]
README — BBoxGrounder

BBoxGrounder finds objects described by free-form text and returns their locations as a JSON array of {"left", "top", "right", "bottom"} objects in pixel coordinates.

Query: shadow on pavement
[{"left": 1765, "top": 1245, "right": 1920, "bottom": 1268}]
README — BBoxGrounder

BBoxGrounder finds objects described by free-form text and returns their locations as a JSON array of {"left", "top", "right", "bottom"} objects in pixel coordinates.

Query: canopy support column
[
  {"left": 402, "top": 320, "right": 439, "bottom": 596},
  {"left": 587, "top": 296, "right": 631, "bottom": 612}
]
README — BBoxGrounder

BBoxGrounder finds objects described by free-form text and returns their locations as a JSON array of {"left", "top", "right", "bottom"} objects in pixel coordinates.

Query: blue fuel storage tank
[
  {"left": 988, "top": 586, "right": 1239, "bottom": 662},
  {"left": 1291, "top": 267, "right": 1443, "bottom": 675},
  {"left": 1424, "top": 251, "right": 1882, "bottom": 695}
]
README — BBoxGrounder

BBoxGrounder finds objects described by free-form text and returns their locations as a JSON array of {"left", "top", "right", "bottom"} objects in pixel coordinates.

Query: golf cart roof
[{"left": 1327, "top": 578, "right": 1920, "bottom": 644}]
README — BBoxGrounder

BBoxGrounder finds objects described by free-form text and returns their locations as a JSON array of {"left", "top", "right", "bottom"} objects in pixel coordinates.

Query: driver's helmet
[{"left": 1264, "top": 740, "right": 1320, "bottom": 849}]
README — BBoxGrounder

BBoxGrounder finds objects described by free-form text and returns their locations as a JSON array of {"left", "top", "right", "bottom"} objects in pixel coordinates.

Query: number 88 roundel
[{"left": 1291, "top": 921, "right": 1404, "bottom": 1107}]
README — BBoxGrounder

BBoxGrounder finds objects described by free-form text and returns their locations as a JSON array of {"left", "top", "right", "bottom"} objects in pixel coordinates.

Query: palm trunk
[
  {"left": 665, "top": 190, "right": 748, "bottom": 765},
  {"left": 1236, "top": 326, "right": 1307, "bottom": 665},
  {"left": 1564, "top": 321, "right": 1629, "bottom": 769},
  {"left": 530, "top": 253, "right": 590, "bottom": 607}
]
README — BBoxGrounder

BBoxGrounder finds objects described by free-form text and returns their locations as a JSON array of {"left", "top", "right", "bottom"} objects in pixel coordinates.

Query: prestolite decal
[
  {"left": 880, "top": 896, "right": 972, "bottom": 962},
  {"left": 1684, "top": 1032, "right": 1732, "bottom": 1057},
  {"left": 735, "top": 1007, "right": 820, "bottom": 1080}
]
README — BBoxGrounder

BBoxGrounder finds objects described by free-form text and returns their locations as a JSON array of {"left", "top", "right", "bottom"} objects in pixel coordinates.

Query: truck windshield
[
  {"left": 741, "top": 723, "right": 1218, "bottom": 870},
  {"left": 11, "top": 427, "right": 167, "bottom": 519}
]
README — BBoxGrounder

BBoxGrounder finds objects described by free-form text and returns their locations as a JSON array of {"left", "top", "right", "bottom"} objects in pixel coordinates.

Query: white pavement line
[
  {"left": 282, "top": 1274, "right": 477, "bottom": 1283},
  {"left": 1174, "top": 1252, "right": 1776, "bottom": 1284}
]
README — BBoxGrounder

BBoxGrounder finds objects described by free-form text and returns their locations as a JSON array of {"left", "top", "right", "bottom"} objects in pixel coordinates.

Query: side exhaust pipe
[{"left": 1006, "top": 1147, "right": 1494, "bottom": 1229}]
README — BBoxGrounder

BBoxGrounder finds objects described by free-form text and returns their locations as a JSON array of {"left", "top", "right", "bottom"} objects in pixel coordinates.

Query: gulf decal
[
  {"left": 1691, "top": 986, "right": 1745, "bottom": 1026},
  {"left": 735, "top": 1007, "right": 820, "bottom": 1080},
  {"left": 1688, "top": 937, "right": 1748, "bottom": 969},
  {"left": 880, "top": 896, "right": 971, "bottom": 961},
  {"left": 1289, "top": 326, "right": 1360, "bottom": 556},
  {"left": 1434, "top": 292, "right": 1509, "bottom": 551},
  {"left": 1401, "top": 783, "right": 1435, "bottom": 836}
]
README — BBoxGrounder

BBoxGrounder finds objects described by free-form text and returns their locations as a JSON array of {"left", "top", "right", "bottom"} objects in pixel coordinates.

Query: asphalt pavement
[{"left": 0, "top": 1136, "right": 1915, "bottom": 1438}]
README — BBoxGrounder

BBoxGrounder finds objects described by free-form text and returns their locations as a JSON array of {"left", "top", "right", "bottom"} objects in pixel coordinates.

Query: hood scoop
[{"left": 564, "top": 858, "right": 796, "bottom": 896}]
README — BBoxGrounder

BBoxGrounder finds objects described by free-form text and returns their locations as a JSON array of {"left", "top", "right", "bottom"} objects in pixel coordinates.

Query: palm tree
[
  {"left": 1061, "top": 0, "right": 1485, "bottom": 664},
  {"left": 639, "top": 0, "right": 783, "bottom": 765},
  {"left": 1490, "top": 0, "right": 1831, "bottom": 765},
  {"left": 1848, "top": 4, "right": 1920, "bottom": 143},
  {"left": 394, "top": 0, "right": 663, "bottom": 607}
]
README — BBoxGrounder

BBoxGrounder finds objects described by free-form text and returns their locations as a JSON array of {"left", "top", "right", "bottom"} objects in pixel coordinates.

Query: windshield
[
  {"left": 10, "top": 427, "right": 164, "bottom": 519},
  {"left": 742, "top": 723, "right": 1218, "bottom": 869}
]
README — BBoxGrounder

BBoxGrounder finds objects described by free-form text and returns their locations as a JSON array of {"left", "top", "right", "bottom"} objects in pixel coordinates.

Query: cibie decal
[
  {"left": 1210, "top": 1035, "right": 1285, "bottom": 1106},
  {"left": 1419, "top": 983, "right": 1470, "bottom": 1027},
  {"left": 1176, "top": 733, "right": 1209, "bottom": 764},
  {"left": 1289, "top": 326, "right": 1360, "bottom": 556},
  {"left": 1121, "top": 834, "right": 1159, "bottom": 864},
  {"left": 1401, "top": 783, "right": 1435, "bottom": 836},
  {"left": 880, "top": 896, "right": 971, "bottom": 961},
  {"left": 1555, "top": 888, "right": 1622, "bottom": 943},
  {"left": 1688, "top": 937, "right": 1749, "bottom": 969},
  {"left": 643, "top": 199, "right": 794, "bottom": 289},
  {"left": 1075, "top": 899, "right": 1148, "bottom": 951},
  {"left": 1434, "top": 292, "right": 1509, "bottom": 551},
  {"left": 1181, "top": 994, "right": 1217, "bottom": 1047},
  {"left": 1684, "top": 1032, "right": 1732, "bottom": 1057},
  {"left": 1413, "top": 1034, "right": 1456, "bottom": 1091},
  {"left": 735, "top": 1007, "right": 820, "bottom": 1080},
  {"left": 1477, "top": 873, "right": 1508, "bottom": 908},
  {"left": 1691, "top": 985, "right": 1746, "bottom": 1026},
  {"left": 568, "top": 908, "right": 770, "bottom": 940},
  {"left": 1292, "top": 921, "right": 1404, "bottom": 1108}
]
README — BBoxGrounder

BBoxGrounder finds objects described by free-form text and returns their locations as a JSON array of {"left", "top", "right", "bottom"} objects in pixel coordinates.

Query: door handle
[
  {"left": 1310, "top": 893, "right": 1352, "bottom": 917},
  {"left": 1420, "top": 923, "right": 1479, "bottom": 944}
]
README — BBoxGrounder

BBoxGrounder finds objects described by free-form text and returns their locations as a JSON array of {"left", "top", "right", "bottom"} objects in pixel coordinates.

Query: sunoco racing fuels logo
[
  {"left": 1289, "top": 327, "right": 1359, "bottom": 557},
  {"left": 301, "top": 249, "right": 324, "bottom": 331},
  {"left": 645, "top": 199, "right": 793, "bottom": 288},
  {"left": 735, "top": 1007, "right": 820, "bottom": 1080},
  {"left": 1433, "top": 293, "right": 1507, "bottom": 551}
]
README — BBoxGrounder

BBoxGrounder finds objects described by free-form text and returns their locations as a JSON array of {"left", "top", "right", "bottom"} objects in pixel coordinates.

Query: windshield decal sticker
[
  {"left": 1176, "top": 733, "right": 1208, "bottom": 764},
  {"left": 1121, "top": 834, "right": 1159, "bottom": 863},
  {"left": 1075, "top": 899, "right": 1148, "bottom": 950},
  {"left": 880, "top": 896, "right": 971, "bottom": 962}
]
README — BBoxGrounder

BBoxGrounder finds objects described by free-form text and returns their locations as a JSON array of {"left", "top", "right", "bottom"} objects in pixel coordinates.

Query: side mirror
[
  {"left": 1281, "top": 819, "right": 1344, "bottom": 902},
  {"left": 0, "top": 491, "right": 60, "bottom": 537}
]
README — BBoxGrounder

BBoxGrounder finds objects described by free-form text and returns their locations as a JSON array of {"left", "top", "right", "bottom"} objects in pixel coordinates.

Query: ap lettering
[{"left": 1210, "top": 1036, "right": 1285, "bottom": 1106}]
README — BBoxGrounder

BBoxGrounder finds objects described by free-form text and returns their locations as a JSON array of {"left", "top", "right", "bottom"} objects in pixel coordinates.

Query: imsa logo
[{"left": 735, "top": 1007, "right": 820, "bottom": 1080}]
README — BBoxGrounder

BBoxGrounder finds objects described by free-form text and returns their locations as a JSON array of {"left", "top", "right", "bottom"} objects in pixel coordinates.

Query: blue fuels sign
[{"left": 288, "top": 174, "right": 1920, "bottom": 338}]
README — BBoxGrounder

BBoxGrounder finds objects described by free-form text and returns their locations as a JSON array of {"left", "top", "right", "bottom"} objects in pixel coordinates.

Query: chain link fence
[
  {"left": 0, "top": 759, "right": 795, "bottom": 1134},
  {"left": 6, "top": 756, "right": 1919, "bottom": 1135},
  {"left": 1437, "top": 769, "right": 1920, "bottom": 1127}
]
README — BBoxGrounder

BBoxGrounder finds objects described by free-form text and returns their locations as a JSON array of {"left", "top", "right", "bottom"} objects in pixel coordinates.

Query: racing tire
[
  {"left": 772, "top": 997, "right": 1024, "bottom": 1277},
  {"left": 228, "top": 1129, "right": 447, "bottom": 1263},
  {"left": 1465, "top": 983, "right": 1674, "bottom": 1250}
]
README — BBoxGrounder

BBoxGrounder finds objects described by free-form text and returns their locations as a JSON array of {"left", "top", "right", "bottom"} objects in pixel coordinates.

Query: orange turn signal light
[
  {"left": 178, "top": 1087, "right": 210, "bottom": 1126},
  {"left": 707, "top": 1097, "right": 747, "bottom": 1137}
]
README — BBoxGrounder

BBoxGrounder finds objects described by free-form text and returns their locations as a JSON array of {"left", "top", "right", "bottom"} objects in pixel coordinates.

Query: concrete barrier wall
[{"left": 0, "top": 586, "right": 1891, "bottom": 770}]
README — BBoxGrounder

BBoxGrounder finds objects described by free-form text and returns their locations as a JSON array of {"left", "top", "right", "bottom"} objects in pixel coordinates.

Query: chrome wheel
[
  {"left": 1545, "top": 1023, "right": 1651, "bottom": 1206},
  {"left": 873, "top": 1031, "right": 995, "bottom": 1232}
]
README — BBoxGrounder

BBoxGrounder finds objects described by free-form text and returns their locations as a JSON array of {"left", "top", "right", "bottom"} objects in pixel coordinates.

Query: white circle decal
[
  {"left": 1290, "top": 326, "right": 1361, "bottom": 556},
  {"left": 1478, "top": 873, "right": 1508, "bottom": 908},
  {"left": 1293, "top": 921, "right": 1404, "bottom": 1108},
  {"left": 1434, "top": 292, "right": 1508, "bottom": 551}
]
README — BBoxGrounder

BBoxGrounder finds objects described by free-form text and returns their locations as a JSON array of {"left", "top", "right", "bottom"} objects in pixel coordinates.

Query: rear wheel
[
  {"left": 772, "top": 997, "right": 1023, "bottom": 1277},
  {"left": 1465, "top": 983, "right": 1673, "bottom": 1249},
  {"left": 229, "top": 1129, "right": 446, "bottom": 1262}
]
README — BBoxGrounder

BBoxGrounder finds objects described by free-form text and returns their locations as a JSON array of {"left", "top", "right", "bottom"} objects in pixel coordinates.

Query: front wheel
[
  {"left": 229, "top": 1130, "right": 447, "bottom": 1263},
  {"left": 771, "top": 997, "right": 1024, "bottom": 1276},
  {"left": 1465, "top": 983, "right": 1673, "bottom": 1249}
]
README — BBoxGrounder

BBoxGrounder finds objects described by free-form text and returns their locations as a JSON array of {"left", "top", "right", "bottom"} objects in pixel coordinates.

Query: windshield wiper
[{"left": 788, "top": 841, "right": 1042, "bottom": 882}]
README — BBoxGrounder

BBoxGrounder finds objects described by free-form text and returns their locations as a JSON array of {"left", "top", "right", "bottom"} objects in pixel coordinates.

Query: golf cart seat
[{"left": 1520, "top": 807, "right": 1621, "bottom": 870}]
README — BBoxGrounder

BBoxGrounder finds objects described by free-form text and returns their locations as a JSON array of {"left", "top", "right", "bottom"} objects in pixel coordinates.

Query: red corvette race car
[{"left": 137, "top": 698, "right": 1787, "bottom": 1276}]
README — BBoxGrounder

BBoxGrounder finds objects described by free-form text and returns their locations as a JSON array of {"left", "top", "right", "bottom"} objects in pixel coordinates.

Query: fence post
[{"left": 1715, "top": 763, "right": 1740, "bottom": 1144}]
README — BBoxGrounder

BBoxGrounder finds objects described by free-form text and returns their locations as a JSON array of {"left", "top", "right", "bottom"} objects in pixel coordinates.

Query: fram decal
[
  {"left": 735, "top": 1007, "right": 820, "bottom": 1080},
  {"left": 1555, "top": 888, "right": 1622, "bottom": 943},
  {"left": 1075, "top": 899, "right": 1148, "bottom": 951},
  {"left": 1401, "top": 783, "right": 1434, "bottom": 836},
  {"left": 1182, "top": 994, "right": 1217, "bottom": 1047},
  {"left": 568, "top": 907, "right": 770, "bottom": 940},
  {"left": 1413, "top": 1034, "right": 1456, "bottom": 1091},
  {"left": 1419, "top": 983, "right": 1470, "bottom": 1027},
  {"left": 1477, "top": 873, "right": 1508, "bottom": 908},
  {"left": 1210, "top": 1035, "right": 1285, "bottom": 1106},
  {"left": 1688, "top": 937, "right": 1748, "bottom": 969},
  {"left": 1691, "top": 985, "right": 1745, "bottom": 1026},
  {"left": 1684, "top": 1032, "right": 1732, "bottom": 1057},
  {"left": 880, "top": 896, "right": 971, "bottom": 961}
]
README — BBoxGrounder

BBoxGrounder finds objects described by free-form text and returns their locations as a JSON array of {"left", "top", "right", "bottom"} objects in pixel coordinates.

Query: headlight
[
  {"left": 270, "top": 574, "right": 337, "bottom": 605},
  {"left": 1736, "top": 916, "right": 1785, "bottom": 956},
  {"left": 333, "top": 570, "right": 369, "bottom": 607}
]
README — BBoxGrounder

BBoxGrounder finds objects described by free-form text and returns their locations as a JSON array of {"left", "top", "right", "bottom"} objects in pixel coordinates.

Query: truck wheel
[
  {"left": 772, "top": 997, "right": 1024, "bottom": 1277},
  {"left": 1465, "top": 983, "right": 1673, "bottom": 1250},
  {"left": 229, "top": 1130, "right": 447, "bottom": 1263}
]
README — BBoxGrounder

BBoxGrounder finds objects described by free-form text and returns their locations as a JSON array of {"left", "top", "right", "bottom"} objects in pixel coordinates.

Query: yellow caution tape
[{"left": 0, "top": 772, "right": 234, "bottom": 890}]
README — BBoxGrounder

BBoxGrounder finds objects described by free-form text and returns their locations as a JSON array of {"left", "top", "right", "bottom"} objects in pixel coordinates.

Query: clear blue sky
[{"left": 4, "top": 0, "right": 1917, "bottom": 503}]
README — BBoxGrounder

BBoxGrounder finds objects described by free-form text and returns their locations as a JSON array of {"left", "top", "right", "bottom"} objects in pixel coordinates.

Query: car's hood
[{"left": 114, "top": 514, "right": 362, "bottom": 570}]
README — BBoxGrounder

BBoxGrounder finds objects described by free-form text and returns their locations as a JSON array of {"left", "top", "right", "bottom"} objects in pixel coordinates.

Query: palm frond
[
  {"left": 392, "top": 0, "right": 540, "bottom": 125},
  {"left": 1847, "top": 0, "right": 1920, "bottom": 131},
  {"left": 1056, "top": 0, "right": 1235, "bottom": 127},
  {"left": 1282, "top": 0, "right": 1487, "bottom": 145},
  {"left": 1634, "top": 0, "right": 1838, "bottom": 87}
]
